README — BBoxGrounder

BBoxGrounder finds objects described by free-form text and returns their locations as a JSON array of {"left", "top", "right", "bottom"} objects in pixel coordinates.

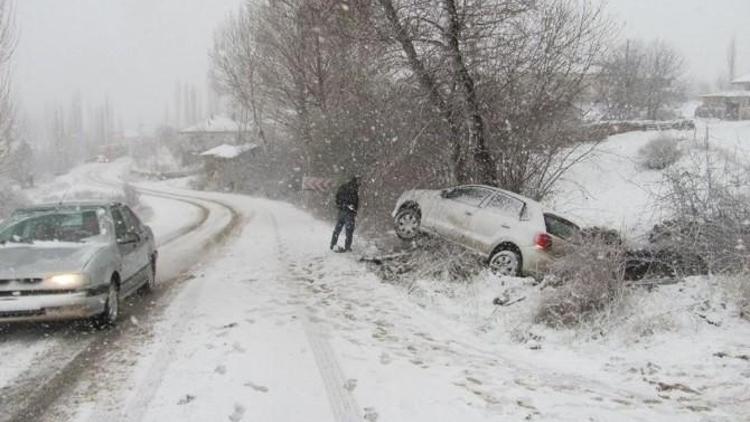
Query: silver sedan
[{"left": 0, "top": 202, "right": 157, "bottom": 326}]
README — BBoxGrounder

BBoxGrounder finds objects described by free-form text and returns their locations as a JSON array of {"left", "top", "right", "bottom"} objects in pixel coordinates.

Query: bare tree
[
  {"left": 211, "top": 0, "right": 611, "bottom": 225},
  {"left": 374, "top": 0, "right": 609, "bottom": 194},
  {"left": 597, "top": 39, "right": 685, "bottom": 120},
  {"left": 642, "top": 41, "right": 685, "bottom": 120},
  {"left": 0, "top": 0, "right": 16, "bottom": 180},
  {"left": 211, "top": 6, "right": 269, "bottom": 147}
]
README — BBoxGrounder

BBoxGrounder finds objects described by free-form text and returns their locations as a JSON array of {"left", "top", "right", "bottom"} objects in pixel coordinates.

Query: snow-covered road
[{"left": 2, "top": 160, "right": 748, "bottom": 422}]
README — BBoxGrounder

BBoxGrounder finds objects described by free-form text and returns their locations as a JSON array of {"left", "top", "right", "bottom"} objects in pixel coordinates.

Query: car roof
[
  {"left": 15, "top": 201, "right": 118, "bottom": 212},
  {"left": 460, "top": 185, "right": 542, "bottom": 206},
  {"left": 459, "top": 185, "right": 580, "bottom": 225}
]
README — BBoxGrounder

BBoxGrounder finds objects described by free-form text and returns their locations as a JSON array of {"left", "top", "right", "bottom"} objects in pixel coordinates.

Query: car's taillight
[{"left": 535, "top": 233, "right": 552, "bottom": 250}]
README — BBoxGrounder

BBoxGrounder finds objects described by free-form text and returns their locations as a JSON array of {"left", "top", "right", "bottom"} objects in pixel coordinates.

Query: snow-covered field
[{"left": 552, "top": 119, "right": 750, "bottom": 238}]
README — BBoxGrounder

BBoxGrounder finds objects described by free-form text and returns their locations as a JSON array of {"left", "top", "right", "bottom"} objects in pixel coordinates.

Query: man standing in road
[{"left": 330, "top": 176, "right": 360, "bottom": 252}]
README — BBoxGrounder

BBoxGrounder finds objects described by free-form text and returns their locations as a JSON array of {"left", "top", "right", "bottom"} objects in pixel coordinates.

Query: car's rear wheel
[
  {"left": 395, "top": 208, "right": 421, "bottom": 240},
  {"left": 489, "top": 248, "right": 522, "bottom": 277},
  {"left": 94, "top": 278, "right": 120, "bottom": 328}
]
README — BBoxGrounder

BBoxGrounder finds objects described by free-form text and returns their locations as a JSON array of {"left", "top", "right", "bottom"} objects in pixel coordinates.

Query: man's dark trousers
[{"left": 331, "top": 209, "right": 356, "bottom": 251}]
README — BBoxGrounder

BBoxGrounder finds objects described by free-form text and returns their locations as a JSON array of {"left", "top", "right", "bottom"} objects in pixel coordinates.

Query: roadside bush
[
  {"left": 536, "top": 239, "right": 628, "bottom": 328},
  {"left": 580, "top": 226, "right": 624, "bottom": 246},
  {"left": 741, "top": 278, "right": 750, "bottom": 321},
  {"left": 188, "top": 176, "right": 208, "bottom": 191},
  {"left": 659, "top": 163, "right": 750, "bottom": 274},
  {"left": 719, "top": 274, "right": 750, "bottom": 321},
  {"left": 123, "top": 183, "right": 140, "bottom": 208},
  {"left": 639, "top": 134, "right": 684, "bottom": 170},
  {"left": 367, "top": 236, "right": 485, "bottom": 287}
]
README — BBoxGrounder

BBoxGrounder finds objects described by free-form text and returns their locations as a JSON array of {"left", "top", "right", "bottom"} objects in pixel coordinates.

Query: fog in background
[
  {"left": 603, "top": 0, "right": 750, "bottom": 83},
  {"left": 15, "top": 0, "right": 242, "bottom": 135},
  {"left": 11, "top": 0, "right": 750, "bottom": 137}
]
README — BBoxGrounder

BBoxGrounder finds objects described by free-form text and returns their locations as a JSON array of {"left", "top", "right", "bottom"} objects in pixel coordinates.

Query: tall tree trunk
[
  {"left": 442, "top": 0, "right": 497, "bottom": 186},
  {"left": 377, "top": 0, "right": 469, "bottom": 183}
]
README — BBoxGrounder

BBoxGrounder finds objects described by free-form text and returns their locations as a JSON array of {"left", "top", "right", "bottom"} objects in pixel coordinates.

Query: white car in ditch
[
  {"left": 0, "top": 202, "right": 157, "bottom": 326},
  {"left": 392, "top": 185, "right": 580, "bottom": 276}
]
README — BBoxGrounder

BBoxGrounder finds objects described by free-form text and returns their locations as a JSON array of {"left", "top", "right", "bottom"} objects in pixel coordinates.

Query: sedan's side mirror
[{"left": 118, "top": 232, "right": 140, "bottom": 245}]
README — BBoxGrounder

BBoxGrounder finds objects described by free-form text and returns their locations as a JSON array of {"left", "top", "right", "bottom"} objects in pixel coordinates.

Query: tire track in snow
[
  {"left": 79, "top": 191, "right": 244, "bottom": 422},
  {"left": 269, "top": 214, "right": 363, "bottom": 422}
]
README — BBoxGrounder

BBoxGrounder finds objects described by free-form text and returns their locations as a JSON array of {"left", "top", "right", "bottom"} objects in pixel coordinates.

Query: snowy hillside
[{"left": 550, "top": 120, "right": 750, "bottom": 240}]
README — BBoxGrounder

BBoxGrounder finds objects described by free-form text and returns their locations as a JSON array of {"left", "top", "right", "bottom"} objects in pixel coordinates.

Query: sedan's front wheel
[
  {"left": 94, "top": 279, "right": 120, "bottom": 328},
  {"left": 395, "top": 208, "right": 421, "bottom": 240}
]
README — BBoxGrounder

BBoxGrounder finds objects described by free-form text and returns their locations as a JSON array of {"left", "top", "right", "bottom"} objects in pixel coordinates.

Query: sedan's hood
[
  {"left": 401, "top": 189, "right": 439, "bottom": 201},
  {"left": 0, "top": 242, "right": 106, "bottom": 279}
]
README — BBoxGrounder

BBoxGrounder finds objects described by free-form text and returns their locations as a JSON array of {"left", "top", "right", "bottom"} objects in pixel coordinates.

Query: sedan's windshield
[{"left": 0, "top": 209, "right": 105, "bottom": 244}]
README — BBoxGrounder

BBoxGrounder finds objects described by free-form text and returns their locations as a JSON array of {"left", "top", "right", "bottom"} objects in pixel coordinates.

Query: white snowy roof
[
  {"left": 180, "top": 116, "right": 247, "bottom": 134},
  {"left": 731, "top": 73, "right": 750, "bottom": 84},
  {"left": 701, "top": 90, "right": 750, "bottom": 98},
  {"left": 200, "top": 143, "right": 258, "bottom": 159}
]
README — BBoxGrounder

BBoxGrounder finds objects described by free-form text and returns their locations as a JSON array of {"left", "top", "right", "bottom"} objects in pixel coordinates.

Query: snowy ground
[
  {"left": 2, "top": 119, "right": 749, "bottom": 422},
  {"left": 551, "top": 118, "right": 750, "bottom": 240}
]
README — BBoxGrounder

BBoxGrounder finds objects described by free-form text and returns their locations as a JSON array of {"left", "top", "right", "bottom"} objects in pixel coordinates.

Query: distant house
[
  {"left": 200, "top": 143, "right": 259, "bottom": 191},
  {"left": 696, "top": 73, "right": 750, "bottom": 120},
  {"left": 178, "top": 116, "right": 250, "bottom": 165}
]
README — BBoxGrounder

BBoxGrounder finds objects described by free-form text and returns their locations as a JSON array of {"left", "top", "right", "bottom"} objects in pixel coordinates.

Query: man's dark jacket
[{"left": 335, "top": 179, "right": 359, "bottom": 213}]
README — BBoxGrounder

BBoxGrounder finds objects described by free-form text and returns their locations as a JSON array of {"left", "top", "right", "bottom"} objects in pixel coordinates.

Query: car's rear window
[{"left": 544, "top": 214, "right": 580, "bottom": 240}]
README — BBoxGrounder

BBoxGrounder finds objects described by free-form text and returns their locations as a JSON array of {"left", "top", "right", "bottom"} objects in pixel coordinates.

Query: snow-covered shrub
[
  {"left": 639, "top": 134, "right": 683, "bottom": 170},
  {"left": 188, "top": 176, "right": 208, "bottom": 191},
  {"left": 536, "top": 238, "right": 628, "bottom": 328},
  {"left": 659, "top": 163, "right": 750, "bottom": 274},
  {"left": 717, "top": 275, "right": 750, "bottom": 321},
  {"left": 368, "top": 236, "right": 485, "bottom": 286},
  {"left": 741, "top": 279, "right": 750, "bottom": 321},
  {"left": 0, "top": 182, "right": 29, "bottom": 220},
  {"left": 123, "top": 183, "right": 140, "bottom": 208},
  {"left": 580, "top": 226, "right": 624, "bottom": 246}
]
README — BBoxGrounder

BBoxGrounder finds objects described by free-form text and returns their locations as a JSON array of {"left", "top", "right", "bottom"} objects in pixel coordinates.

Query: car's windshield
[{"left": 0, "top": 209, "right": 106, "bottom": 244}]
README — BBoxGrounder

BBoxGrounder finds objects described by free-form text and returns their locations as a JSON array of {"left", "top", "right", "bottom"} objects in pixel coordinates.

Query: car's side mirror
[{"left": 117, "top": 232, "right": 140, "bottom": 245}]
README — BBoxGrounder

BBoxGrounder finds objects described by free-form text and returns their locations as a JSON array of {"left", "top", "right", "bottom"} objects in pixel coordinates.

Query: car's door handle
[
  {"left": 465, "top": 211, "right": 473, "bottom": 216},
  {"left": 501, "top": 224, "right": 510, "bottom": 229}
]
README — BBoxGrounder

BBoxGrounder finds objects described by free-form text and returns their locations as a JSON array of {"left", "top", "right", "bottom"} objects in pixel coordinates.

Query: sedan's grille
[
  {"left": 0, "top": 309, "right": 46, "bottom": 318},
  {"left": 0, "top": 278, "right": 43, "bottom": 285},
  {"left": 0, "top": 289, "right": 77, "bottom": 297}
]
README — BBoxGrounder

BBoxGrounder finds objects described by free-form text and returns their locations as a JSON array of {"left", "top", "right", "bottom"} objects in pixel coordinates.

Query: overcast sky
[
  {"left": 14, "top": 0, "right": 242, "bottom": 133},
  {"left": 602, "top": 0, "right": 750, "bottom": 82},
  {"left": 12, "top": 0, "right": 750, "bottom": 134}
]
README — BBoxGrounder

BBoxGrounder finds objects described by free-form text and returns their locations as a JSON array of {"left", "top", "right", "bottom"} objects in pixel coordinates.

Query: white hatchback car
[{"left": 392, "top": 185, "right": 580, "bottom": 276}]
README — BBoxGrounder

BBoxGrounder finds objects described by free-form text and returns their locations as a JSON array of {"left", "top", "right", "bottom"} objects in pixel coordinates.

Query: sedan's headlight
[{"left": 47, "top": 273, "right": 88, "bottom": 288}]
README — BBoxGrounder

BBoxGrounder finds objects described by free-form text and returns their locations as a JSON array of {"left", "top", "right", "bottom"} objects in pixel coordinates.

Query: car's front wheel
[
  {"left": 94, "top": 278, "right": 120, "bottom": 328},
  {"left": 395, "top": 208, "right": 421, "bottom": 240},
  {"left": 489, "top": 247, "right": 522, "bottom": 277}
]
